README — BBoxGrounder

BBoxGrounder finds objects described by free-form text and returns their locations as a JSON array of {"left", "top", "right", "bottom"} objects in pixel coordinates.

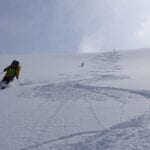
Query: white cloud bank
[
  {"left": 135, "top": 16, "right": 150, "bottom": 48},
  {"left": 1, "top": 0, "right": 150, "bottom": 53},
  {"left": 78, "top": 33, "right": 105, "bottom": 53}
]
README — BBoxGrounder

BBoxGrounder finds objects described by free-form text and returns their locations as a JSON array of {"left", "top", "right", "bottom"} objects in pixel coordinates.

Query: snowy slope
[{"left": 0, "top": 49, "right": 150, "bottom": 150}]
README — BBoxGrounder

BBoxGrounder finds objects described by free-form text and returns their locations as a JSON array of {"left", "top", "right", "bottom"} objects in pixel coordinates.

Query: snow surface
[{"left": 0, "top": 49, "right": 150, "bottom": 150}]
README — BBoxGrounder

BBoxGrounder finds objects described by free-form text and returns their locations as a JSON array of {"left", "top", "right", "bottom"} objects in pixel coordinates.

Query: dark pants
[{"left": 1, "top": 76, "right": 14, "bottom": 85}]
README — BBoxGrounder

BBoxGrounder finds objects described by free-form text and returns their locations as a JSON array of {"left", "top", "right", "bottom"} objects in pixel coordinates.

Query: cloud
[
  {"left": 1, "top": 0, "right": 150, "bottom": 53},
  {"left": 134, "top": 16, "right": 150, "bottom": 47},
  {"left": 78, "top": 32, "right": 105, "bottom": 53},
  {"left": 136, "top": 16, "right": 150, "bottom": 39}
]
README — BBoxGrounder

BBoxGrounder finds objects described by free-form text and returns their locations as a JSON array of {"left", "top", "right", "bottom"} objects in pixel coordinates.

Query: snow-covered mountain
[{"left": 0, "top": 49, "right": 150, "bottom": 150}]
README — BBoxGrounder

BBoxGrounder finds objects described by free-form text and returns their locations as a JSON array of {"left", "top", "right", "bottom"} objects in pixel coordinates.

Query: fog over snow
[
  {"left": 1, "top": 0, "right": 150, "bottom": 53},
  {"left": 0, "top": 49, "right": 150, "bottom": 149}
]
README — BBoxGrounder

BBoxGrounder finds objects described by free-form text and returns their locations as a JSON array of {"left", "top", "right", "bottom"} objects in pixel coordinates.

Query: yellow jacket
[{"left": 4, "top": 65, "right": 21, "bottom": 79}]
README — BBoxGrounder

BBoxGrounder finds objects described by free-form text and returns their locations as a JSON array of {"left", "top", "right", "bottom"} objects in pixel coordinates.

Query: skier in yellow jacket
[{"left": 0, "top": 60, "right": 21, "bottom": 89}]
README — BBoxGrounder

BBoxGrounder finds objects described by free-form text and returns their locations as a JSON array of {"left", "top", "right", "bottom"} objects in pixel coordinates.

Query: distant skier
[
  {"left": 0, "top": 60, "right": 21, "bottom": 89},
  {"left": 81, "top": 62, "right": 84, "bottom": 67}
]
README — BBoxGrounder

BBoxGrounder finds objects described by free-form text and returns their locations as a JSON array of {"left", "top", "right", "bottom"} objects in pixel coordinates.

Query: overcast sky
[{"left": 0, "top": 0, "right": 150, "bottom": 54}]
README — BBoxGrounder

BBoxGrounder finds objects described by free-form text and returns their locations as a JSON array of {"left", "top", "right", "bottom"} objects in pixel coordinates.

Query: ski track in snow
[
  {"left": 19, "top": 51, "right": 150, "bottom": 150},
  {"left": 19, "top": 80, "right": 150, "bottom": 150}
]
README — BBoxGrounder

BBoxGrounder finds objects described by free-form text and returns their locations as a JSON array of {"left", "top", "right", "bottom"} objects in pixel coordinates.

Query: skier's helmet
[{"left": 11, "top": 60, "right": 19, "bottom": 67}]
